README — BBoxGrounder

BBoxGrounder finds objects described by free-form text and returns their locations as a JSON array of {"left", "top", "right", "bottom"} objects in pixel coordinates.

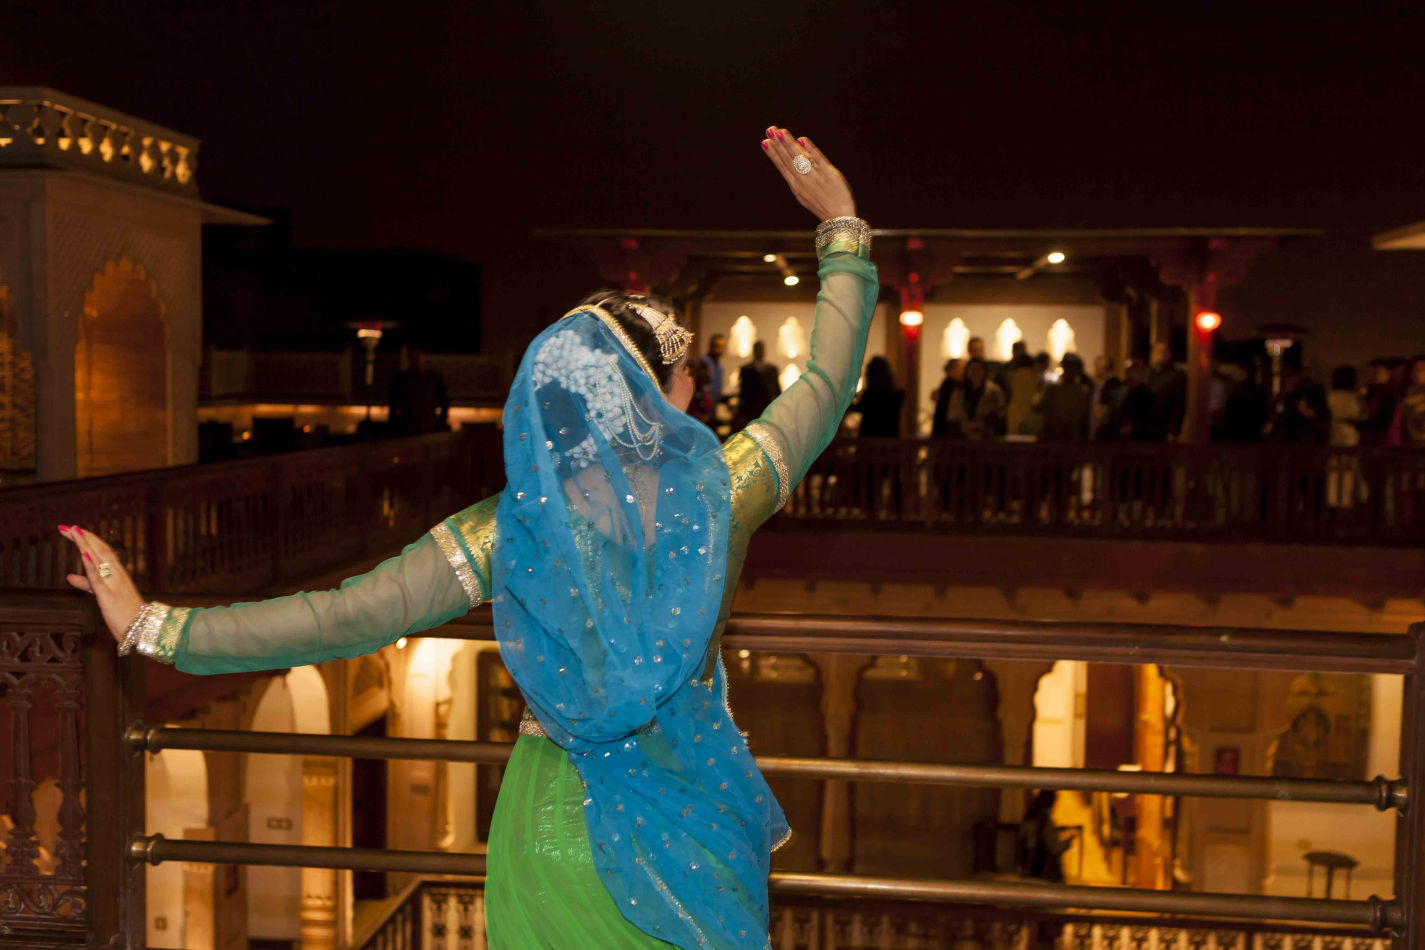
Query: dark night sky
[{"left": 3, "top": 0, "right": 1423, "bottom": 359}]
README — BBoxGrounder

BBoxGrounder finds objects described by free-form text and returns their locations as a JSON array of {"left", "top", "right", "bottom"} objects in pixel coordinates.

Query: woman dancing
[{"left": 61, "top": 126, "right": 878, "bottom": 950}]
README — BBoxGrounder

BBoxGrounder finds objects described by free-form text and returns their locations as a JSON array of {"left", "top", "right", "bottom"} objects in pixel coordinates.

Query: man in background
[{"left": 388, "top": 348, "right": 450, "bottom": 436}]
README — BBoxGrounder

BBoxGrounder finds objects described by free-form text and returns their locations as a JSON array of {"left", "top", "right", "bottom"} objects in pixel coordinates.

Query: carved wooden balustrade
[
  {"left": 783, "top": 438, "right": 1425, "bottom": 547},
  {"left": 0, "top": 593, "right": 135, "bottom": 945},
  {"left": 0, "top": 428, "right": 503, "bottom": 593},
  {"left": 349, "top": 879, "right": 1393, "bottom": 950}
]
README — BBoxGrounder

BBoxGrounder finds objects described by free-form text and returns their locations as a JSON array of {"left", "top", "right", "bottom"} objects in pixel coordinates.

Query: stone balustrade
[{"left": 0, "top": 86, "right": 199, "bottom": 194}]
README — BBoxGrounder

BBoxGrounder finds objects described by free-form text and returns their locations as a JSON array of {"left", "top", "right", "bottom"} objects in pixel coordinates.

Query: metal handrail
[
  {"left": 417, "top": 609, "right": 1422, "bottom": 674},
  {"left": 101, "top": 610, "right": 1425, "bottom": 942},
  {"left": 125, "top": 724, "right": 1408, "bottom": 810},
  {"left": 123, "top": 836, "right": 1401, "bottom": 931}
]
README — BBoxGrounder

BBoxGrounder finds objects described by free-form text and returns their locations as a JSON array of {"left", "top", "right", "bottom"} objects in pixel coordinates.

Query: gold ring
[{"left": 96, "top": 561, "right": 114, "bottom": 578}]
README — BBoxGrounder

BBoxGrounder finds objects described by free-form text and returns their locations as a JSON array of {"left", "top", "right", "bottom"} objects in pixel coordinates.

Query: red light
[{"left": 1195, "top": 311, "right": 1222, "bottom": 333}]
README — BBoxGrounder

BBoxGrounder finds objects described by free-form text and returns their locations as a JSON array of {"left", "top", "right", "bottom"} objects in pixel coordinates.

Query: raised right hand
[{"left": 761, "top": 126, "right": 857, "bottom": 223}]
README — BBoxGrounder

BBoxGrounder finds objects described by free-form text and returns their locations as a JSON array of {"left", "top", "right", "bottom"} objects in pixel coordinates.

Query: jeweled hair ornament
[{"left": 600, "top": 296, "right": 693, "bottom": 365}]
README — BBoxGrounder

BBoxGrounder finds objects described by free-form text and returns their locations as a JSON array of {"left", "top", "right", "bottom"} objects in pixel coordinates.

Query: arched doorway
[
  {"left": 0, "top": 280, "right": 37, "bottom": 476},
  {"left": 246, "top": 667, "right": 335, "bottom": 949},
  {"left": 75, "top": 258, "right": 168, "bottom": 477},
  {"left": 146, "top": 747, "right": 210, "bottom": 949}
]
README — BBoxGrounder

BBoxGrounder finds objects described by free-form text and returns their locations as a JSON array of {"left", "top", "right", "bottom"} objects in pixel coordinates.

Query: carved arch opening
[
  {"left": 0, "top": 279, "right": 36, "bottom": 475},
  {"left": 75, "top": 257, "right": 168, "bottom": 477}
]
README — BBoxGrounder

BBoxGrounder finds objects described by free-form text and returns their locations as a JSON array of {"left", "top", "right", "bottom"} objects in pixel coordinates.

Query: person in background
[
  {"left": 945, "top": 358, "right": 1006, "bottom": 440},
  {"left": 686, "top": 356, "right": 715, "bottom": 431},
  {"left": 1327, "top": 364, "right": 1366, "bottom": 510},
  {"left": 1039, "top": 353, "right": 1092, "bottom": 442},
  {"left": 697, "top": 332, "right": 727, "bottom": 408},
  {"left": 1017, "top": 790, "right": 1069, "bottom": 883},
  {"left": 1387, "top": 356, "right": 1425, "bottom": 447},
  {"left": 967, "top": 336, "right": 987, "bottom": 363},
  {"left": 932, "top": 358, "right": 965, "bottom": 438},
  {"left": 1328, "top": 365, "right": 1364, "bottom": 448},
  {"left": 388, "top": 347, "right": 450, "bottom": 436},
  {"left": 1109, "top": 362, "right": 1154, "bottom": 441},
  {"left": 1004, "top": 343, "right": 1039, "bottom": 435},
  {"left": 1212, "top": 362, "right": 1270, "bottom": 443},
  {"left": 1268, "top": 369, "right": 1331, "bottom": 445},
  {"left": 1089, "top": 355, "right": 1123, "bottom": 438},
  {"left": 1145, "top": 342, "right": 1186, "bottom": 441},
  {"left": 1361, "top": 358, "right": 1399, "bottom": 444},
  {"left": 852, "top": 355, "right": 905, "bottom": 438},
  {"left": 733, "top": 340, "right": 783, "bottom": 429}
]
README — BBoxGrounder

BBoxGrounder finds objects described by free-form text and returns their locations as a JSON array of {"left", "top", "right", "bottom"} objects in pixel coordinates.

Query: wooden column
[
  {"left": 301, "top": 757, "right": 340, "bottom": 949},
  {"left": 810, "top": 652, "right": 873, "bottom": 872},
  {"left": 1133, "top": 664, "right": 1168, "bottom": 889},
  {"left": 982, "top": 660, "right": 1056, "bottom": 823}
]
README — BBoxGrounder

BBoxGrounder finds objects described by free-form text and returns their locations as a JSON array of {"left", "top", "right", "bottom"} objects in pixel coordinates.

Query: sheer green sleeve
[
  {"left": 134, "top": 494, "right": 501, "bottom": 675},
  {"left": 735, "top": 218, "right": 879, "bottom": 523}
]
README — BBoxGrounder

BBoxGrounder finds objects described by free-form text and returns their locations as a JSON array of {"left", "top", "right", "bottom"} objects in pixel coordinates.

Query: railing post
[
  {"left": 1395, "top": 622, "right": 1425, "bottom": 947},
  {"left": 85, "top": 599, "right": 147, "bottom": 947},
  {"left": 143, "top": 482, "right": 167, "bottom": 594}
]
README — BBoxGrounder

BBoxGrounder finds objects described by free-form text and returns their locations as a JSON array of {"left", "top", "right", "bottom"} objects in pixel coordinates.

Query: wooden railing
[
  {"left": 783, "top": 439, "right": 1425, "bottom": 547},
  {"left": 0, "top": 428, "right": 503, "bottom": 592},
  {"left": 6, "top": 437, "right": 1423, "bottom": 595},
  {"left": 350, "top": 878, "right": 1392, "bottom": 950},
  {"left": 9, "top": 602, "right": 1415, "bottom": 948}
]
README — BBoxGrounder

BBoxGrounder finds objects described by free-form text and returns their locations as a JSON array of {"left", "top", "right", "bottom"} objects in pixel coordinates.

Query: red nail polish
[
  {"left": 761, "top": 140, "right": 769, "bottom": 150},
  {"left": 83, "top": 552, "right": 92, "bottom": 562},
  {"left": 799, "top": 138, "right": 808, "bottom": 147}
]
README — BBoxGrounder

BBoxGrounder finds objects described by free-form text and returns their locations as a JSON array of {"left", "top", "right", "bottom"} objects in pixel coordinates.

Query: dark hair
[
  {"left": 1060, "top": 353, "right": 1085, "bottom": 380},
  {"left": 575, "top": 289, "right": 679, "bottom": 390},
  {"left": 864, "top": 355, "right": 896, "bottom": 391},
  {"left": 964, "top": 357, "right": 989, "bottom": 387},
  {"left": 1331, "top": 365, "right": 1358, "bottom": 391}
]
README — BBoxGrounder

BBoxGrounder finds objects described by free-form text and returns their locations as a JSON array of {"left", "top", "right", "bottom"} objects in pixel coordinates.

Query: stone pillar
[
  {"left": 300, "top": 757, "right": 339, "bottom": 949},
  {"left": 1183, "top": 284, "right": 1216, "bottom": 444},
  {"left": 1133, "top": 665, "right": 1168, "bottom": 889},
  {"left": 181, "top": 825, "right": 218, "bottom": 950},
  {"left": 982, "top": 660, "right": 1055, "bottom": 822},
  {"left": 809, "top": 652, "right": 873, "bottom": 871}
]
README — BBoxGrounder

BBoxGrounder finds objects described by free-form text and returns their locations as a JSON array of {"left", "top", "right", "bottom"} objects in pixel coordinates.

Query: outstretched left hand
[{"left": 58, "top": 525, "right": 144, "bottom": 647}]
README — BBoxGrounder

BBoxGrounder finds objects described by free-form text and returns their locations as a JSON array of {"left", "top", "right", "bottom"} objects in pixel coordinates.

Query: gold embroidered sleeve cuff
[
  {"left": 430, "top": 493, "right": 500, "bottom": 610},
  {"left": 740, "top": 423, "right": 792, "bottom": 512},
  {"left": 430, "top": 523, "right": 484, "bottom": 609},
  {"left": 120, "top": 602, "right": 189, "bottom": 665},
  {"left": 815, "top": 216, "right": 872, "bottom": 261}
]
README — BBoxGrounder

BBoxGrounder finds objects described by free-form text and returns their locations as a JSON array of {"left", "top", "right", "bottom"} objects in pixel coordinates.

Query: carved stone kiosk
[{"left": 0, "top": 87, "right": 263, "bottom": 484}]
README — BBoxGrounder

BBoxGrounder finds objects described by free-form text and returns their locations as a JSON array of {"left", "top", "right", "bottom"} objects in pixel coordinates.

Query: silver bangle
[
  {"left": 118, "top": 604, "right": 152, "bottom": 656},
  {"left": 814, "top": 215, "right": 871, "bottom": 255},
  {"left": 119, "top": 602, "right": 174, "bottom": 659}
]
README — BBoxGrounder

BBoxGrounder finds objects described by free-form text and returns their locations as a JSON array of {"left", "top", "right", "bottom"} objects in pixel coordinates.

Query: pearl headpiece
[{"left": 595, "top": 296, "right": 693, "bottom": 365}]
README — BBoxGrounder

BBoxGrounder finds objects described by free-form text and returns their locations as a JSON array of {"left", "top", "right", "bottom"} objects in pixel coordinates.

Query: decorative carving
[
  {"left": 0, "top": 623, "right": 88, "bottom": 932},
  {"left": 0, "top": 89, "right": 199, "bottom": 194},
  {"left": 0, "top": 284, "right": 36, "bottom": 473}
]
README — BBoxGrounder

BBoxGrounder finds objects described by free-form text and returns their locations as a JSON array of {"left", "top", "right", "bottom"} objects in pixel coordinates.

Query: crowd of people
[{"left": 690, "top": 330, "right": 1425, "bottom": 450}]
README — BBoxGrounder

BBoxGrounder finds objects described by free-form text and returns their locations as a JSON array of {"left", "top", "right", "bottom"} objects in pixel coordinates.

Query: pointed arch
[{"left": 75, "top": 257, "right": 169, "bottom": 476}]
